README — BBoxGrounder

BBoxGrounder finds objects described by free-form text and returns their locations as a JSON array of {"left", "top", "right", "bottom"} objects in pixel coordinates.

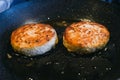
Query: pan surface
[{"left": 0, "top": 0, "right": 120, "bottom": 80}]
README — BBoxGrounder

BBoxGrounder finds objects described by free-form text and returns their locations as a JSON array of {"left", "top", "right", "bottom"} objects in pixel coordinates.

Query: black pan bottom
[{"left": 3, "top": 19, "right": 116, "bottom": 80}]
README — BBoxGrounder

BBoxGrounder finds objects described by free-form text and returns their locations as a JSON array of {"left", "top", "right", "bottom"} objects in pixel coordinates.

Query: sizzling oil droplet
[
  {"left": 78, "top": 72, "right": 81, "bottom": 76},
  {"left": 30, "top": 58, "right": 33, "bottom": 60},
  {"left": 27, "top": 77, "right": 33, "bottom": 80},
  {"left": 15, "top": 53, "right": 20, "bottom": 56},
  {"left": 57, "top": 15, "right": 60, "bottom": 18},
  {"left": 61, "top": 71, "right": 64, "bottom": 74},
  {"left": 55, "top": 62, "right": 59, "bottom": 65},
  {"left": 7, "top": 53, "right": 12, "bottom": 59},
  {"left": 106, "top": 67, "right": 112, "bottom": 71},
  {"left": 46, "top": 62, "right": 52, "bottom": 65},
  {"left": 92, "top": 66, "right": 97, "bottom": 69},
  {"left": 104, "top": 47, "right": 108, "bottom": 51},
  {"left": 48, "top": 17, "right": 50, "bottom": 20},
  {"left": 80, "top": 65, "right": 85, "bottom": 69},
  {"left": 112, "top": 43, "right": 115, "bottom": 47}
]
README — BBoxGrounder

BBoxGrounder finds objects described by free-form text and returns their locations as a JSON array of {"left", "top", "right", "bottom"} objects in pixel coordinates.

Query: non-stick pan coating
[{"left": 0, "top": 0, "right": 120, "bottom": 80}]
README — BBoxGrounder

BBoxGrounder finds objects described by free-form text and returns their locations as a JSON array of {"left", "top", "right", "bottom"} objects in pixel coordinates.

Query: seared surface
[
  {"left": 11, "top": 23, "right": 56, "bottom": 48},
  {"left": 63, "top": 21, "right": 110, "bottom": 53}
]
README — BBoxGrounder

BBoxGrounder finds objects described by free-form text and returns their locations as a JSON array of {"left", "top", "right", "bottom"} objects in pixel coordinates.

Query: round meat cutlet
[
  {"left": 11, "top": 23, "right": 58, "bottom": 56},
  {"left": 63, "top": 21, "right": 110, "bottom": 54}
]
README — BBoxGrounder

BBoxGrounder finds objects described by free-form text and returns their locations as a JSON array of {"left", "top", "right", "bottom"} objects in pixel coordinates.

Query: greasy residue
[{"left": 4, "top": 19, "right": 114, "bottom": 80}]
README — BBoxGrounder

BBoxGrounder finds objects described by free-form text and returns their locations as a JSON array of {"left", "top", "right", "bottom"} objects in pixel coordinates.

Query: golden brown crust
[
  {"left": 11, "top": 23, "right": 56, "bottom": 48},
  {"left": 63, "top": 21, "right": 110, "bottom": 53}
]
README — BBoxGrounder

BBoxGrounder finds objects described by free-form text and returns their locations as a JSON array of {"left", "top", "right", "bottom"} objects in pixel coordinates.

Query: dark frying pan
[{"left": 0, "top": 0, "right": 120, "bottom": 80}]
